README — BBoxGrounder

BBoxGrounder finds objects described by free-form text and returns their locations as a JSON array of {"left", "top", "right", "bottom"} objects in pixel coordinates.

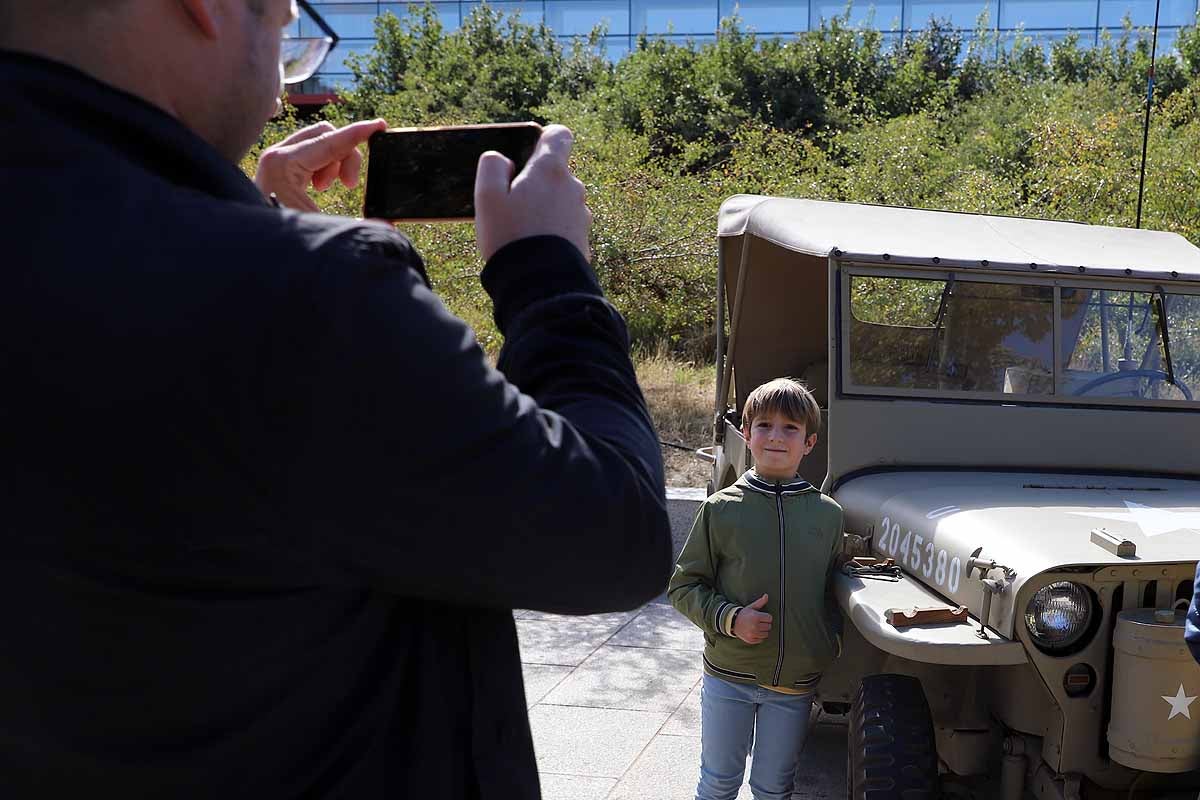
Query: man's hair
[{"left": 742, "top": 377, "right": 821, "bottom": 436}]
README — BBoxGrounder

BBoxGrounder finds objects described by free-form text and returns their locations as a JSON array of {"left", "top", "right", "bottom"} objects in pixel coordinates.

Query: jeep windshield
[{"left": 844, "top": 270, "right": 1200, "bottom": 407}]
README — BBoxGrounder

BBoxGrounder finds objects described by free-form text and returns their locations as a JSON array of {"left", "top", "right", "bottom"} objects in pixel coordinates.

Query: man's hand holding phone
[
  {"left": 255, "top": 119, "right": 387, "bottom": 212},
  {"left": 260, "top": 120, "right": 591, "bottom": 262},
  {"left": 474, "top": 125, "right": 591, "bottom": 263}
]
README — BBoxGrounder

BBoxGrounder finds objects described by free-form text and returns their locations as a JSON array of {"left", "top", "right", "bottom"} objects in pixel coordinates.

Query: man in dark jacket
[{"left": 0, "top": 1, "right": 671, "bottom": 797}]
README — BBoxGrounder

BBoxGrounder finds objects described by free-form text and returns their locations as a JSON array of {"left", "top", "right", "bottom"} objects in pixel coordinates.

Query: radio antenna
[{"left": 1135, "top": 0, "right": 1162, "bottom": 229}]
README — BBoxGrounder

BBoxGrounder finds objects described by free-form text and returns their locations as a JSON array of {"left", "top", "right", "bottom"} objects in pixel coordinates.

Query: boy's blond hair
[{"left": 741, "top": 377, "right": 821, "bottom": 436}]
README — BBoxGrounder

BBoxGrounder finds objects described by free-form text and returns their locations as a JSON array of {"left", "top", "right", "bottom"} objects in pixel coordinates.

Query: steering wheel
[{"left": 1071, "top": 369, "right": 1194, "bottom": 401}]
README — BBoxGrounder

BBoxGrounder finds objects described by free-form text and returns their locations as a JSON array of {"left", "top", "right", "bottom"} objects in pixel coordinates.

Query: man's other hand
[
  {"left": 255, "top": 119, "right": 387, "bottom": 212},
  {"left": 733, "top": 594, "right": 772, "bottom": 645},
  {"left": 474, "top": 124, "right": 591, "bottom": 263}
]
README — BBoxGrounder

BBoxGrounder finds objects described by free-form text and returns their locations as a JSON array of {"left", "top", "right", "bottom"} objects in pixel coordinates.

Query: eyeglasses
[{"left": 281, "top": 0, "right": 339, "bottom": 85}]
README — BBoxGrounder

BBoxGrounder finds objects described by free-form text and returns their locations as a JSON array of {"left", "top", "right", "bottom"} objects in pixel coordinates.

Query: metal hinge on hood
[{"left": 965, "top": 547, "right": 1017, "bottom": 640}]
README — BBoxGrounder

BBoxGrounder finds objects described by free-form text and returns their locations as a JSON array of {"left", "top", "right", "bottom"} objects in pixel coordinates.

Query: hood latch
[{"left": 966, "top": 547, "right": 1017, "bottom": 640}]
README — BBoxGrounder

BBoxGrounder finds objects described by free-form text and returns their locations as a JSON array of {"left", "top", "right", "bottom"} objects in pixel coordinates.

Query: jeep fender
[{"left": 835, "top": 571, "right": 1027, "bottom": 666}]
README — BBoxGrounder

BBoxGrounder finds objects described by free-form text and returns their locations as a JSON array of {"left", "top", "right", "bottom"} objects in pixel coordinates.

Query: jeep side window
[{"left": 846, "top": 273, "right": 1200, "bottom": 406}]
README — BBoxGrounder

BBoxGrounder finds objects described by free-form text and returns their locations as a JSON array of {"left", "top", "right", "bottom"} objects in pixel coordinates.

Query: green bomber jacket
[{"left": 668, "top": 470, "right": 844, "bottom": 690}]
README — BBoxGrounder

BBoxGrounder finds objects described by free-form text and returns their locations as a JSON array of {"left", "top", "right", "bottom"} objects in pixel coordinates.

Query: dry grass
[{"left": 635, "top": 345, "right": 717, "bottom": 488}]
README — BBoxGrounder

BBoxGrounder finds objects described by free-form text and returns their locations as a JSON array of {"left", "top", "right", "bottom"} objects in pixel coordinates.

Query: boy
[{"left": 669, "top": 377, "right": 844, "bottom": 800}]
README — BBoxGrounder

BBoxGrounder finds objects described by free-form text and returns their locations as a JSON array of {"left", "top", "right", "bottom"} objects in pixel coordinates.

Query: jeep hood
[{"left": 835, "top": 471, "right": 1200, "bottom": 638}]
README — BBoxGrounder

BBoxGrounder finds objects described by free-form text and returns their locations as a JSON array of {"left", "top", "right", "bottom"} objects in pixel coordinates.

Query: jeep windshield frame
[{"left": 838, "top": 262, "right": 1200, "bottom": 410}]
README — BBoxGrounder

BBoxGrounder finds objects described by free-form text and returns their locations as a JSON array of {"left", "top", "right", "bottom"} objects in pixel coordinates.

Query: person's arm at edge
[
  {"left": 1187, "top": 561, "right": 1200, "bottom": 665},
  {"left": 469, "top": 124, "right": 669, "bottom": 612},
  {"left": 479, "top": 234, "right": 671, "bottom": 612},
  {"left": 290, "top": 233, "right": 669, "bottom": 615}
]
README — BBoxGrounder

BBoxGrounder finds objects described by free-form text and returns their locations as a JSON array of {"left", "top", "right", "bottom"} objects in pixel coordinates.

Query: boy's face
[{"left": 743, "top": 410, "right": 816, "bottom": 481}]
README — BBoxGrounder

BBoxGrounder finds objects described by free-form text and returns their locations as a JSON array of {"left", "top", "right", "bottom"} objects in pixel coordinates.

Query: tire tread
[{"left": 847, "top": 674, "right": 939, "bottom": 800}]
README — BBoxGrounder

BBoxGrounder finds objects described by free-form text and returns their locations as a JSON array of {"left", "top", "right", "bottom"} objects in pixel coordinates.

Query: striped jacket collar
[{"left": 739, "top": 470, "right": 816, "bottom": 496}]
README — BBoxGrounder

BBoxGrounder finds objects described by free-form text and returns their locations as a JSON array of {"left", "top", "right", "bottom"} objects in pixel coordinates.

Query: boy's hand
[{"left": 734, "top": 594, "right": 772, "bottom": 645}]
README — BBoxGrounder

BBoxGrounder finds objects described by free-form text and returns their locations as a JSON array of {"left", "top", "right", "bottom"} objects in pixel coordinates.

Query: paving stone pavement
[{"left": 515, "top": 601, "right": 848, "bottom": 800}]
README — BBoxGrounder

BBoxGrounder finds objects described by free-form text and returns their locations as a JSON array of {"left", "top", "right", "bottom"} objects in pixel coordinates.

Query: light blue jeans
[{"left": 696, "top": 673, "right": 814, "bottom": 800}]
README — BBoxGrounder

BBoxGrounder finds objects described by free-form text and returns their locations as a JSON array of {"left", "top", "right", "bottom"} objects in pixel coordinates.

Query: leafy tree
[
  {"left": 1129, "top": 27, "right": 1187, "bottom": 103},
  {"left": 598, "top": 34, "right": 711, "bottom": 161},
  {"left": 998, "top": 29, "right": 1050, "bottom": 84},
  {"left": 784, "top": 14, "right": 886, "bottom": 125},
  {"left": 341, "top": 3, "right": 572, "bottom": 123},
  {"left": 1178, "top": 16, "right": 1200, "bottom": 77},
  {"left": 882, "top": 18, "right": 963, "bottom": 115},
  {"left": 1050, "top": 32, "right": 1104, "bottom": 84}
]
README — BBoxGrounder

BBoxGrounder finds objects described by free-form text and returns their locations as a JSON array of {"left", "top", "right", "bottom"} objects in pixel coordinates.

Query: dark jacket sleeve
[
  {"left": 293, "top": 229, "right": 671, "bottom": 614},
  {"left": 1188, "top": 561, "right": 1200, "bottom": 665}
]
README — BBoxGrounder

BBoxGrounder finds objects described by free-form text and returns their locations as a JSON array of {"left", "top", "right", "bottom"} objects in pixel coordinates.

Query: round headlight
[{"left": 1024, "top": 581, "right": 1094, "bottom": 652}]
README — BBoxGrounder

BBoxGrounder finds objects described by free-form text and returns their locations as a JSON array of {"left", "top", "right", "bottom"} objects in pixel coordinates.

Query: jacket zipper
[{"left": 772, "top": 482, "right": 786, "bottom": 686}]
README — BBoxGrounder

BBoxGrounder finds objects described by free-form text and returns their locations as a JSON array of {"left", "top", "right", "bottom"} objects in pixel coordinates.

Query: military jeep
[{"left": 708, "top": 197, "right": 1200, "bottom": 800}]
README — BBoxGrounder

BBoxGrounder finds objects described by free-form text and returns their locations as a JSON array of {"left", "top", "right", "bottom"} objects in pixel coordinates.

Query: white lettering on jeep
[{"left": 878, "top": 515, "right": 961, "bottom": 594}]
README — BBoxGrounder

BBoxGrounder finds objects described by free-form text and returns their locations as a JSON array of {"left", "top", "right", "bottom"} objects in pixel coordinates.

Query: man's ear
[
  {"left": 805, "top": 433, "right": 817, "bottom": 452},
  {"left": 178, "top": 0, "right": 221, "bottom": 39}
]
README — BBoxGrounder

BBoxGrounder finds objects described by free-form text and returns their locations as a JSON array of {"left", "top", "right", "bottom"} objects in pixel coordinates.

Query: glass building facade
[{"left": 295, "top": 0, "right": 1200, "bottom": 94}]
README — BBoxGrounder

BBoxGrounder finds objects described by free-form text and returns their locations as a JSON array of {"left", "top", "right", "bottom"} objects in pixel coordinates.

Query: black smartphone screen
[{"left": 362, "top": 123, "right": 542, "bottom": 221}]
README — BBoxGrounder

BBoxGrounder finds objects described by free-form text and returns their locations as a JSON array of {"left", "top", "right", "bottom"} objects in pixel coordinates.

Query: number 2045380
[{"left": 876, "top": 516, "right": 962, "bottom": 593}]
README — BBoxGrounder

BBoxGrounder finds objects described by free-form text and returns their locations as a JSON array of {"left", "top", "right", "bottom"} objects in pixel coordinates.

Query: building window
[
  {"left": 719, "top": 0, "right": 810, "bottom": 34},
  {"left": 1000, "top": 0, "right": 1098, "bottom": 31},
  {"left": 1099, "top": 0, "right": 1196, "bottom": 28},
  {"left": 547, "top": 1, "right": 633, "bottom": 36},
  {"left": 306, "top": 2, "right": 384, "bottom": 38},
  {"left": 462, "top": 1, "right": 547, "bottom": 24},
  {"left": 633, "top": 0, "right": 721, "bottom": 35}
]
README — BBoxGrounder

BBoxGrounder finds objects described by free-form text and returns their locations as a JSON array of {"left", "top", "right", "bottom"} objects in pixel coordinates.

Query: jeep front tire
[{"left": 847, "top": 674, "right": 939, "bottom": 800}]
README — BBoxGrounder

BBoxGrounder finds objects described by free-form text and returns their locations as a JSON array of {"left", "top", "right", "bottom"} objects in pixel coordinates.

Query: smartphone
[{"left": 362, "top": 122, "right": 543, "bottom": 222}]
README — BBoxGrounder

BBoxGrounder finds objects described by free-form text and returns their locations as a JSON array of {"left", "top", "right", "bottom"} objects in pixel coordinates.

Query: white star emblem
[
  {"left": 1161, "top": 684, "right": 1197, "bottom": 720},
  {"left": 1069, "top": 501, "right": 1200, "bottom": 537}
]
